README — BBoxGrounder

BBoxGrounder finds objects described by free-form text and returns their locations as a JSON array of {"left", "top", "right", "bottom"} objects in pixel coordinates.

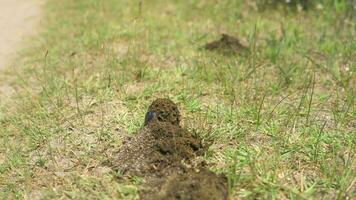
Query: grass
[{"left": 0, "top": 0, "right": 355, "bottom": 199}]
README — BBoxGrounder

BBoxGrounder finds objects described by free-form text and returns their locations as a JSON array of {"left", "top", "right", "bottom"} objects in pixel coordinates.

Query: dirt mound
[
  {"left": 150, "top": 169, "right": 228, "bottom": 200},
  {"left": 114, "top": 98, "right": 228, "bottom": 200},
  {"left": 204, "top": 34, "right": 248, "bottom": 55},
  {"left": 144, "top": 98, "right": 180, "bottom": 126},
  {"left": 114, "top": 121, "right": 204, "bottom": 177}
]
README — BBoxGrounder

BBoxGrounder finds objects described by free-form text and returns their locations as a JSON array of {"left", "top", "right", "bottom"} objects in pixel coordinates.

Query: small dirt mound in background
[
  {"left": 113, "top": 98, "right": 228, "bottom": 200},
  {"left": 205, "top": 34, "right": 249, "bottom": 55}
]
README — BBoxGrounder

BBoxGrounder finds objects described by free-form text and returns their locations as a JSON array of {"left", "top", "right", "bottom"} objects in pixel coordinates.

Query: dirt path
[
  {"left": 0, "top": 0, "right": 42, "bottom": 69},
  {"left": 0, "top": 0, "right": 42, "bottom": 102}
]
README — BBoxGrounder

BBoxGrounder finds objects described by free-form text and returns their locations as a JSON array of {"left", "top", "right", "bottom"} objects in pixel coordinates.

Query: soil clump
[
  {"left": 149, "top": 168, "right": 228, "bottom": 200},
  {"left": 114, "top": 98, "right": 228, "bottom": 200},
  {"left": 204, "top": 34, "right": 248, "bottom": 55}
]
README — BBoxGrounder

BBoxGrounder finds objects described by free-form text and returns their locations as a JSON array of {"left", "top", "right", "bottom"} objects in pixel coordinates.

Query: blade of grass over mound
[{"left": 0, "top": 0, "right": 355, "bottom": 199}]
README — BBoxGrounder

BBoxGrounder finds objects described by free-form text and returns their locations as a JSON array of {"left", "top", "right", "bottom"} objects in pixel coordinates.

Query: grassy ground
[{"left": 0, "top": 0, "right": 355, "bottom": 199}]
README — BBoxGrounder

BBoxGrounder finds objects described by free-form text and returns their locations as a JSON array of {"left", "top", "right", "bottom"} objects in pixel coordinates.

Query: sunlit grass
[{"left": 0, "top": 0, "right": 355, "bottom": 199}]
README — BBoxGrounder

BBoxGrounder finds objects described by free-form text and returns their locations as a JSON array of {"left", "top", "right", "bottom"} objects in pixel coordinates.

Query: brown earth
[
  {"left": 204, "top": 34, "right": 249, "bottom": 55},
  {"left": 151, "top": 168, "right": 228, "bottom": 200},
  {"left": 113, "top": 98, "right": 228, "bottom": 200},
  {"left": 145, "top": 98, "right": 181, "bottom": 126}
]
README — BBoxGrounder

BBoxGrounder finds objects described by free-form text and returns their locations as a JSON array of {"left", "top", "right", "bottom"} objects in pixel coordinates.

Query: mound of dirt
[
  {"left": 145, "top": 98, "right": 180, "bottom": 126},
  {"left": 150, "top": 168, "right": 228, "bottom": 200},
  {"left": 114, "top": 121, "right": 204, "bottom": 177},
  {"left": 113, "top": 98, "right": 228, "bottom": 200},
  {"left": 204, "top": 34, "right": 248, "bottom": 55}
]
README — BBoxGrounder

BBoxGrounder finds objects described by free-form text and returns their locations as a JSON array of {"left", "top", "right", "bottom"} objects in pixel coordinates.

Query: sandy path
[
  {"left": 0, "top": 0, "right": 42, "bottom": 69},
  {"left": 0, "top": 0, "right": 42, "bottom": 102}
]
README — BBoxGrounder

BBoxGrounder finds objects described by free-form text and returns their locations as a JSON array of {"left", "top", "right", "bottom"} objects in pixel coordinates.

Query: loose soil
[
  {"left": 204, "top": 34, "right": 248, "bottom": 55},
  {"left": 154, "top": 168, "right": 228, "bottom": 200},
  {"left": 113, "top": 98, "right": 228, "bottom": 200},
  {"left": 145, "top": 98, "right": 180, "bottom": 126}
]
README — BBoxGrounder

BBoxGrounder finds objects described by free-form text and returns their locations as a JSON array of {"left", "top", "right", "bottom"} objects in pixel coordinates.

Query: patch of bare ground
[{"left": 113, "top": 98, "right": 228, "bottom": 200}]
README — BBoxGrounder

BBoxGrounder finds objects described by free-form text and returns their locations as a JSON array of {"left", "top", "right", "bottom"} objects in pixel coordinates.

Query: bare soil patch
[{"left": 113, "top": 98, "right": 228, "bottom": 200}]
